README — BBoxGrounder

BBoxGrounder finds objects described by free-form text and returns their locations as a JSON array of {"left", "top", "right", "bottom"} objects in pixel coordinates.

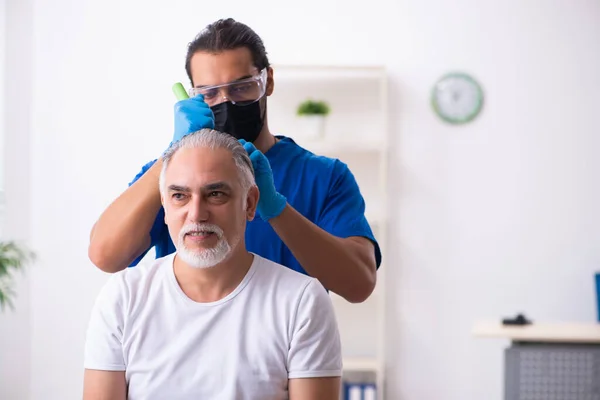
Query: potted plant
[
  {"left": 296, "top": 99, "right": 330, "bottom": 139},
  {"left": 0, "top": 241, "right": 35, "bottom": 311}
]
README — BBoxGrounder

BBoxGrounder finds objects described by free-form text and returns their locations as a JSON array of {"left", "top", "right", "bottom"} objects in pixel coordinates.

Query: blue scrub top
[{"left": 128, "top": 136, "right": 382, "bottom": 275}]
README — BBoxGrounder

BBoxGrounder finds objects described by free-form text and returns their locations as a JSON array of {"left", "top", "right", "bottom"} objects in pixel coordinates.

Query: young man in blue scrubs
[{"left": 88, "top": 18, "right": 381, "bottom": 303}]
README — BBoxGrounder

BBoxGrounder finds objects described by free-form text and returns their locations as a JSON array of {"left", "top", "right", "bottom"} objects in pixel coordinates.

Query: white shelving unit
[{"left": 269, "top": 64, "right": 389, "bottom": 399}]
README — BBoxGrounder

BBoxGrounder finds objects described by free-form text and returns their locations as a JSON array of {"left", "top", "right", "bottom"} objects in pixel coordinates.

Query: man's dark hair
[{"left": 185, "top": 18, "right": 270, "bottom": 85}]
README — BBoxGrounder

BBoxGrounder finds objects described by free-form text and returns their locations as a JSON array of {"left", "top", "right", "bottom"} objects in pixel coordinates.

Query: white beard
[{"left": 177, "top": 222, "right": 237, "bottom": 269}]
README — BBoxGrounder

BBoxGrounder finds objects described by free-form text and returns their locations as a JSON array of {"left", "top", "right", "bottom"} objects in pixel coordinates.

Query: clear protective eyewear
[{"left": 189, "top": 68, "right": 267, "bottom": 107}]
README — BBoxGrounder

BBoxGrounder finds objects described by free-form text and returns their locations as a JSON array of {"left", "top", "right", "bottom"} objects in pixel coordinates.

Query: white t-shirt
[{"left": 84, "top": 253, "right": 342, "bottom": 399}]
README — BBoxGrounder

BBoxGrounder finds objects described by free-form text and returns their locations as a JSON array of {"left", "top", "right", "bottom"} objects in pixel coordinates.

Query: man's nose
[
  {"left": 187, "top": 196, "right": 209, "bottom": 222},
  {"left": 206, "top": 88, "right": 230, "bottom": 107}
]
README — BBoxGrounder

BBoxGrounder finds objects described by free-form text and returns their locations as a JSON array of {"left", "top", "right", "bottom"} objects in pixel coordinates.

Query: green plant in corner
[
  {"left": 296, "top": 99, "right": 330, "bottom": 116},
  {"left": 0, "top": 241, "right": 35, "bottom": 311}
]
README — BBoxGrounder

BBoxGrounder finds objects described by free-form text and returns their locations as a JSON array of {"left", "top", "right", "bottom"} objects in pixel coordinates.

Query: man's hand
[
  {"left": 172, "top": 94, "right": 214, "bottom": 146},
  {"left": 240, "top": 139, "right": 287, "bottom": 221}
]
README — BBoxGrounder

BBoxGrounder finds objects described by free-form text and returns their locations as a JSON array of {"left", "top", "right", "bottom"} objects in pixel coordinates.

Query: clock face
[{"left": 431, "top": 73, "right": 483, "bottom": 124}]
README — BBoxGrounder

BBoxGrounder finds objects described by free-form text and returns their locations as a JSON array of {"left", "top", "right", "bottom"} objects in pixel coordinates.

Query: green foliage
[
  {"left": 0, "top": 241, "right": 35, "bottom": 311},
  {"left": 296, "top": 99, "right": 330, "bottom": 116}
]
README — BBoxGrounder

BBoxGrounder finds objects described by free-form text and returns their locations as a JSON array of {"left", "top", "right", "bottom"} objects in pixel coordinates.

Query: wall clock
[{"left": 431, "top": 72, "right": 484, "bottom": 124}]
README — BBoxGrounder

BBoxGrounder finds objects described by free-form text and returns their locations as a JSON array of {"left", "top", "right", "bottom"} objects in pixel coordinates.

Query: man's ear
[
  {"left": 246, "top": 185, "right": 259, "bottom": 221},
  {"left": 266, "top": 67, "right": 274, "bottom": 96},
  {"left": 161, "top": 194, "right": 167, "bottom": 224}
]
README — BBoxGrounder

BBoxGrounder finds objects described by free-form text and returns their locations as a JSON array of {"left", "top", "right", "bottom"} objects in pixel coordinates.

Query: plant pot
[{"left": 297, "top": 115, "right": 326, "bottom": 140}]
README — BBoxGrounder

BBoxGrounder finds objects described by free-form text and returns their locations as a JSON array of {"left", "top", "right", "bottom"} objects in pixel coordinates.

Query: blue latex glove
[
  {"left": 172, "top": 94, "right": 214, "bottom": 145},
  {"left": 240, "top": 139, "right": 287, "bottom": 221}
]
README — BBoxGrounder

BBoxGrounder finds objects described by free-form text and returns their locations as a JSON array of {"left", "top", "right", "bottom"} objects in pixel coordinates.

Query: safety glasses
[{"left": 189, "top": 68, "right": 267, "bottom": 107}]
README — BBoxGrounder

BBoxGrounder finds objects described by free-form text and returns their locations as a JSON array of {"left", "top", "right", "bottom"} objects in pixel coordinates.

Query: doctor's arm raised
[{"left": 242, "top": 141, "right": 380, "bottom": 304}]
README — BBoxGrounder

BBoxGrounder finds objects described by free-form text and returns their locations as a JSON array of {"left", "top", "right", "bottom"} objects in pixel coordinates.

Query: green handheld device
[{"left": 172, "top": 82, "right": 189, "bottom": 101}]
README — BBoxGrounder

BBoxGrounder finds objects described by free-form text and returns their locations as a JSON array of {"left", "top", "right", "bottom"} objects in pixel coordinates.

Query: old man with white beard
[{"left": 82, "top": 129, "right": 343, "bottom": 400}]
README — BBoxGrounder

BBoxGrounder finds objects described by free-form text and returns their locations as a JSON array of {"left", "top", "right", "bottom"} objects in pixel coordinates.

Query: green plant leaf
[
  {"left": 0, "top": 241, "right": 35, "bottom": 312},
  {"left": 0, "top": 277, "right": 16, "bottom": 311},
  {"left": 296, "top": 99, "right": 330, "bottom": 116}
]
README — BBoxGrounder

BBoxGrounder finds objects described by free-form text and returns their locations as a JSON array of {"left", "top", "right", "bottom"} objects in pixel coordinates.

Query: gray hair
[{"left": 159, "top": 128, "right": 255, "bottom": 196}]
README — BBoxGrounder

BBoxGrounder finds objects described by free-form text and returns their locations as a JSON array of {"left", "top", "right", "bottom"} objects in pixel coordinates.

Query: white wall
[
  {"left": 2, "top": 0, "right": 600, "bottom": 399},
  {"left": 0, "top": 0, "right": 4, "bottom": 198},
  {"left": 0, "top": 0, "right": 33, "bottom": 399}
]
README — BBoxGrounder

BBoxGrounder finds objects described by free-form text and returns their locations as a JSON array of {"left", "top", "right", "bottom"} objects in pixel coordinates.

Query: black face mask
[{"left": 211, "top": 99, "right": 265, "bottom": 142}]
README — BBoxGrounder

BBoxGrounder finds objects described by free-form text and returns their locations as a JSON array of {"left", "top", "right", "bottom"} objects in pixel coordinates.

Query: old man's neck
[{"left": 172, "top": 249, "right": 254, "bottom": 303}]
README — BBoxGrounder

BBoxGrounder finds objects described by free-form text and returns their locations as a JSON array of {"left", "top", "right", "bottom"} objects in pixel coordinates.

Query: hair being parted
[{"left": 159, "top": 129, "right": 255, "bottom": 196}]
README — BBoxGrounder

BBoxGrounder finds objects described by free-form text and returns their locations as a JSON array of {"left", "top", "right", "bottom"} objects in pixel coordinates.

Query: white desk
[
  {"left": 473, "top": 320, "right": 600, "bottom": 400},
  {"left": 473, "top": 320, "right": 600, "bottom": 343}
]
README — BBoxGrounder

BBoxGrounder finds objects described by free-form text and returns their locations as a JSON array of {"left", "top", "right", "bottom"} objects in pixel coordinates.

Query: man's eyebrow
[
  {"left": 167, "top": 184, "right": 190, "bottom": 192},
  {"left": 203, "top": 182, "right": 232, "bottom": 191},
  {"left": 195, "top": 75, "right": 253, "bottom": 89}
]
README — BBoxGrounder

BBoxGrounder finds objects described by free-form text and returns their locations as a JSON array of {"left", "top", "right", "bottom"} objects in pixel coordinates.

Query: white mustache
[{"left": 180, "top": 223, "right": 224, "bottom": 239}]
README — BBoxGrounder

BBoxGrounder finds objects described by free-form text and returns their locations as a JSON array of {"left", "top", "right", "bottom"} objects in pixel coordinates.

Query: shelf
[
  {"left": 269, "top": 64, "right": 387, "bottom": 159},
  {"left": 343, "top": 357, "right": 381, "bottom": 372},
  {"left": 296, "top": 138, "right": 386, "bottom": 156},
  {"left": 269, "top": 64, "right": 388, "bottom": 396},
  {"left": 272, "top": 64, "right": 386, "bottom": 82},
  {"left": 473, "top": 320, "right": 600, "bottom": 343}
]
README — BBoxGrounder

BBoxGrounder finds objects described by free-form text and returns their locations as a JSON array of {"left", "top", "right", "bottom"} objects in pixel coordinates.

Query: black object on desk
[{"left": 502, "top": 313, "right": 532, "bottom": 326}]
